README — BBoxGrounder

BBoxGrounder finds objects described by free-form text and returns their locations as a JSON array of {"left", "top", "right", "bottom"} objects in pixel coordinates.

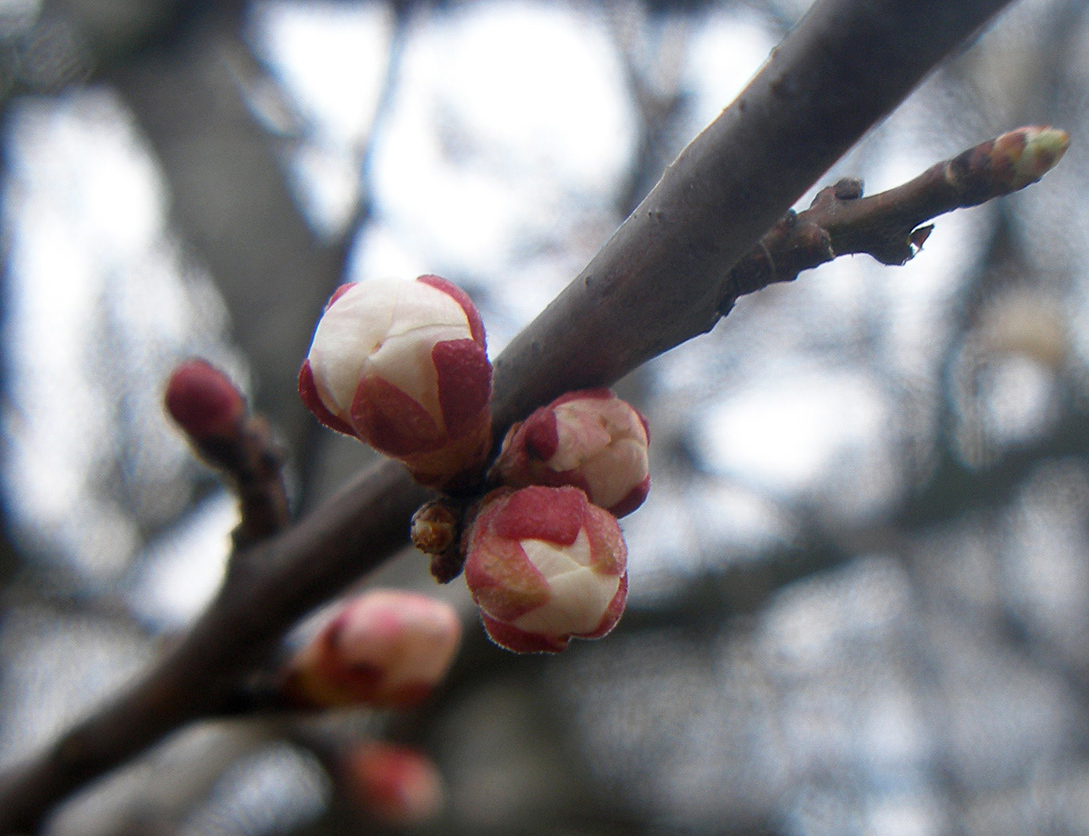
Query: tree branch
[
  {"left": 0, "top": 0, "right": 1022, "bottom": 830},
  {"left": 488, "top": 0, "right": 1018, "bottom": 428},
  {"left": 727, "top": 125, "right": 1069, "bottom": 295}
]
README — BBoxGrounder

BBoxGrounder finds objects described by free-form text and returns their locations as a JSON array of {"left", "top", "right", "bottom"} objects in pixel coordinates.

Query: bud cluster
[
  {"left": 298, "top": 274, "right": 652, "bottom": 655},
  {"left": 459, "top": 389, "right": 651, "bottom": 653},
  {"left": 281, "top": 592, "right": 455, "bottom": 820}
]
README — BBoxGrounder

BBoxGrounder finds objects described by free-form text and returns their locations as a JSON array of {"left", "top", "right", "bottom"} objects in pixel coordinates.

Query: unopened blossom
[
  {"left": 299, "top": 275, "right": 492, "bottom": 489},
  {"left": 491, "top": 389, "right": 650, "bottom": 517},
  {"left": 948, "top": 126, "right": 1070, "bottom": 203},
  {"left": 987, "top": 125, "right": 1070, "bottom": 193},
  {"left": 342, "top": 742, "right": 444, "bottom": 826},
  {"left": 464, "top": 486, "right": 628, "bottom": 653},
  {"left": 165, "top": 359, "right": 246, "bottom": 441},
  {"left": 285, "top": 590, "right": 461, "bottom": 710}
]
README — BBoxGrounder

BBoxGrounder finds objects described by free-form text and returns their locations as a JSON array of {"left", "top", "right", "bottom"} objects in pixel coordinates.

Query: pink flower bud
[
  {"left": 285, "top": 590, "right": 462, "bottom": 710},
  {"left": 464, "top": 486, "right": 628, "bottom": 653},
  {"left": 987, "top": 125, "right": 1070, "bottom": 193},
  {"left": 164, "top": 359, "right": 246, "bottom": 441},
  {"left": 491, "top": 389, "right": 650, "bottom": 517},
  {"left": 342, "top": 743, "right": 444, "bottom": 826},
  {"left": 299, "top": 275, "right": 493, "bottom": 489}
]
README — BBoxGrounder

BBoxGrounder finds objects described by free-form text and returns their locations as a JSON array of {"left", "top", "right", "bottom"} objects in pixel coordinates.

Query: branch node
[{"left": 833, "top": 177, "right": 864, "bottom": 200}]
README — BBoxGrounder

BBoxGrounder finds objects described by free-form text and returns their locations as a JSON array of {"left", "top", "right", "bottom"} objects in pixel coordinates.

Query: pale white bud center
[
  {"left": 308, "top": 280, "right": 471, "bottom": 423},
  {"left": 548, "top": 403, "right": 614, "bottom": 470},
  {"left": 513, "top": 529, "right": 620, "bottom": 635},
  {"left": 581, "top": 438, "right": 649, "bottom": 510}
]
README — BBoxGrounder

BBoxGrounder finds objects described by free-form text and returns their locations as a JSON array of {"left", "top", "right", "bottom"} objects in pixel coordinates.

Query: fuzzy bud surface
[
  {"left": 491, "top": 389, "right": 650, "bottom": 516},
  {"left": 464, "top": 486, "right": 628, "bottom": 653},
  {"left": 299, "top": 275, "right": 492, "bottom": 488},
  {"left": 286, "top": 590, "right": 461, "bottom": 710}
]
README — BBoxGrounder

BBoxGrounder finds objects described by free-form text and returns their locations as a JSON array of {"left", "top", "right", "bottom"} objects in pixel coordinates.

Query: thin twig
[{"left": 727, "top": 125, "right": 1069, "bottom": 298}]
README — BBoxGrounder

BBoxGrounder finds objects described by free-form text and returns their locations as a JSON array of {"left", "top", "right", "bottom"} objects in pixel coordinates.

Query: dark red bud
[{"left": 165, "top": 359, "right": 245, "bottom": 440}]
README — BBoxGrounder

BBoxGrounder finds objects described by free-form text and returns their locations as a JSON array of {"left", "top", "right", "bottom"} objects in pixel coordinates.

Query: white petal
[
  {"left": 308, "top": 281, "right": 399, "bottom": 411},
  {"left": 547, "top": 404, "right": 609, "bottom": 469},
  {"left": 388, "top": 282, "right": 470, "bottom": 336},
  {"left": 369, "top": 321, "right": 468, "bottom": 424},
  {"left": 307, "top": 279, "right": 471, "bottom": 417},
  {"left": 514, "top": 530, "right": 619, "bottom": 635},
  {"left": 581, "top": 438, "right": 649, "bottom": 509}
]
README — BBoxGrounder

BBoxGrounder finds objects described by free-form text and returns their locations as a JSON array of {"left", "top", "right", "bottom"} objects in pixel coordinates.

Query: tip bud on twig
[
  {"left": 164, "top": 359, "right": 289, "bottom": 542},
  {"left": 490, "top": 389, "right": 651, "bottom": 517},
  {"left": 341, "top": 742, "right": 444, "bottom": 826},
  {"left": 284, "top": 590, "right": 462, "bottom": 710},
  {"left": 1001, "top": 125, "right": 1070, "bottom": 192},
  {"left": 165, "top": 359, "right": 246, "bottom": 442},
  {"left": 950, "top": 125, "right": 1070, "bottom": 202},
  {"left": 299, "top": 276, "right": 493, "bottom": 490},
  {"left": 464, "top": 486, "right": 628, "bottom": 653}
]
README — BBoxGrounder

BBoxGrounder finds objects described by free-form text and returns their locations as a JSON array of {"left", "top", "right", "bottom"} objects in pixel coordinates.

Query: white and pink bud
[
  {"left": 285, "top": 590, "right": 462, "bottom": 710},
  {"left": 341, "top": 742, "right": 444, "bottom": 826},
  {"left": 299, "top": 275, "right": 492, "bottom": 489},
  {"left": 491, "top": 389, "right": 650, "bottom": 517},
  {"left": 464, "top": 486, "right": 628, "bottom": 653}
]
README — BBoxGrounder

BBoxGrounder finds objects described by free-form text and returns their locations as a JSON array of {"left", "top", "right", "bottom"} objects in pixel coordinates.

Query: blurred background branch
[{"left": 2, "top": 0, "right": 1088, "bottom": 834}]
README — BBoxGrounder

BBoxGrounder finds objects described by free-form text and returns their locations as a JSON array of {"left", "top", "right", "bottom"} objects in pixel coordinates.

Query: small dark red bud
[{"left": 165, "top": 359, "right": 246, "bottom": 441}]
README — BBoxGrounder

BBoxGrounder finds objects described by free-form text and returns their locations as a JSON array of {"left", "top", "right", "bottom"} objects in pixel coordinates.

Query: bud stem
[{"left": 727, "top": 125, "right": 1070, "bottom": 298}]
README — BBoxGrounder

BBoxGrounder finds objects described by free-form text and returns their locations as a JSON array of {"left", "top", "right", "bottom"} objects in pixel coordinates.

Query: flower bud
[
  {"left": 299, "top": 275, "right": 492, "bottom": 489},
  {"left": 341, "top": 743, "right": 444, "bottom": 826},
  {"left": 993, "top": 125, "right": 1069, "bottom": 193},
  {"left": 410, "top": 499, "right": 467, "bottom": 584},
  {"left": 285, "top": 590, "right": 462, "bottom": 710},
  {"left": 952, "top": 126, "right": 1070, "bottom": 201},
  {"left": 464, "top": 486, "right": 627, "bottom": 653},
  {"left": 165, "top": 359, "right": 246, "bottom": 441},
  {"left": 491, "top": 389, "right": 650, "bottom": 517}
]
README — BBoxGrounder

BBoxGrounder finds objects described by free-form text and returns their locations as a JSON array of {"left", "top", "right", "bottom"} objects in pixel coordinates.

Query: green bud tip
[{"left": 1005, "top": 126, "right": 1070, "bottom": 191}]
